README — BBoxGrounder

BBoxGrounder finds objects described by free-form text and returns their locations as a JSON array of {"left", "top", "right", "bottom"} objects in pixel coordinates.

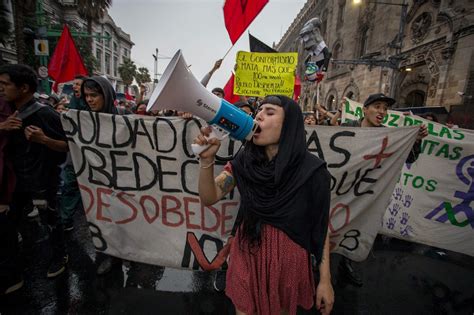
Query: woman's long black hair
[{"left": 230, "top": 95, "right": 319, "bottom": 252}]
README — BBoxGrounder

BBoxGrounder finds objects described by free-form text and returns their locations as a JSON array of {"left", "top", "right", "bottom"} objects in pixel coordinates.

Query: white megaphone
[{"left": 146, "top": 50, "right": 258, "bottom": 155}]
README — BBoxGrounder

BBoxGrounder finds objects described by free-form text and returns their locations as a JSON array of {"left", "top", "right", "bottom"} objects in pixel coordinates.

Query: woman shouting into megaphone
[{"left": 194, "top": 95, "right": 334, "bottom": 315}]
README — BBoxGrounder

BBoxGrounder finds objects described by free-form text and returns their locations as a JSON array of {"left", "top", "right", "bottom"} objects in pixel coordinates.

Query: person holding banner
[
  {"left": 342, "top": 93, "right": 427, "bottom": 162},
  {"left": 80, "top": 76, "right": 129, "bottom": 274},
  {"left": 338, "top": 93, "right": 428, "bottom": 286},
  {"left": 195, "top": 95, "right": 334, "bottom": 315}
]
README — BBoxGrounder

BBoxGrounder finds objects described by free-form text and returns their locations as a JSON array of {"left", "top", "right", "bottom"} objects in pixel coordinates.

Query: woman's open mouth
[{"left": 253, "top": 125, "right": 262, "bottom": 137}]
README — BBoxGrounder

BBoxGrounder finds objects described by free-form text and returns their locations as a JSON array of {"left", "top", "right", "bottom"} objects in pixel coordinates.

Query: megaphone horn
[{"left": 146, "top": 50, "right": 258, "bottom": 150}]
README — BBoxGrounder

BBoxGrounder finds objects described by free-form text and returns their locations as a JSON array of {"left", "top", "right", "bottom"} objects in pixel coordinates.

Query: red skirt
[{"left": 225, "top": 224, "right": 315, "bottom": 315}]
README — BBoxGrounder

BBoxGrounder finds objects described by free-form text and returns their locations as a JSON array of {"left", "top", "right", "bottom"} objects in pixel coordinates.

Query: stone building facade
[
  {"left": 91, "top": 14, "right": 134, "bottom": 93},
  {"left": 276, "top": 0, "right": 473, "bottom": 127}
]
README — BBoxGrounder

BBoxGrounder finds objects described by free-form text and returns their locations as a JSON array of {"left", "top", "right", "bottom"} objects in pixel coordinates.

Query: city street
[{"left": 0, "top": 209, "right": 473, "bottom": 315}]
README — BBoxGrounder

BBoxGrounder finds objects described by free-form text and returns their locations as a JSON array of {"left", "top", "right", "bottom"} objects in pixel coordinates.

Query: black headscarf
[{"left": 230, "top": 95, "right": 328, "bottom": 260}]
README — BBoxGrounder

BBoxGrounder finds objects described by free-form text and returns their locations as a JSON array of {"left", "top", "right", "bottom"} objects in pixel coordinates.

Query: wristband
[{"left": 200, "top": 161, "right": 215, "bottom": 169}]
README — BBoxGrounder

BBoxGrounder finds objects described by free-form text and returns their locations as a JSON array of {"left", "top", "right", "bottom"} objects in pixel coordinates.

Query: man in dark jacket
[
  {"left": 0, "top": 64, "right": 69, "bottom": 294},
  {"left": 68, "top": 75, "right": 87, "bottom": 110}
]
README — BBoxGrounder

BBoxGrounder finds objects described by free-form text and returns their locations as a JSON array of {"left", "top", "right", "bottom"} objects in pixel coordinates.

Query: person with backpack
[{"left": 0, "top": 64, "right": 69, "bottom": 294}]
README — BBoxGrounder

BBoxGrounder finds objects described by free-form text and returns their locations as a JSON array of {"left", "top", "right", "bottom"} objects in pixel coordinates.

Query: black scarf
[{"left": 231, "top": 95, "right": 329, "bottom": 261}]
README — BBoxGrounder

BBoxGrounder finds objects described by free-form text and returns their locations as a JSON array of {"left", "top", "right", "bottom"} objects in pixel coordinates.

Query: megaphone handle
[{"left": 192, "top": 125, "right": 228, "bottom": 156}]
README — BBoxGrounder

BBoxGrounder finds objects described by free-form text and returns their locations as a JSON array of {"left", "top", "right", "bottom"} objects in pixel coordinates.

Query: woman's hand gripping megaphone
[{"left": 192, "top": 125, "right": 229, "bottom": 157}]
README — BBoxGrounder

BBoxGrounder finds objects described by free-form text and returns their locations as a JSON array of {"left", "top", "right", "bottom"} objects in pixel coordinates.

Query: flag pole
[{"left": 222, "top": 43, "right": 236, "bottom": 60}]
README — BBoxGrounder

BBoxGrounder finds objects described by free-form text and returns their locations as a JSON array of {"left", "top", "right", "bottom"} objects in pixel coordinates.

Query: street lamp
[{"left": 353, "top": 0, "right": 408, "bottom": 54}]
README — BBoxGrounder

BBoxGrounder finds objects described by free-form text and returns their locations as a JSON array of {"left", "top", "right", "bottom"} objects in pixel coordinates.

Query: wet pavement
[{"left": 1, "top": 208, "right": 473, "bottom": 315}]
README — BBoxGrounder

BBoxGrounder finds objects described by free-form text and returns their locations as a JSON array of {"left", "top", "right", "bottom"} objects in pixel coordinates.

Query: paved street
[{"left": 1, "top": 209, "right": 473, "bottom": 315}]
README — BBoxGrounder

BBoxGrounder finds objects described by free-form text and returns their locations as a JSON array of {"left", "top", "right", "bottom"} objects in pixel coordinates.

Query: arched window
[
  {"left": 359, "top": 26, "right": 369, "bottom": 58},
  {"left": 332, "top": 43, "right": 342, "bottom": 70},
  {"left": 346, "top": 91, "right": 354, "bottom": 100},
  {"left": 327, "top": 95, "right": 336, "bottom": 111},
  {"left": 337, "top": 0, "right": 346, "bottom": 27},
  {"left": 321, "top": 10, "right": 328, "bottom": 38},
  {"left": 405, "top": 90, "right": 425, "bottom": 107}
]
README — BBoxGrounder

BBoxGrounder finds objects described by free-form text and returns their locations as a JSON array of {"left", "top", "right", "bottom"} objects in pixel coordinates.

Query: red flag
[
  {"left": 125, "top": 88, "right": 133, "bottom": 101},
  {"left": 48, "top": 25, "right": 88, "bottom": 92},
  {"left": 293, "top": 75, "right": 301, "bottom": 101},
  {"left": 223, "top": 73, "right": 240, "bottom": 104},
  {"left": 223, "top": 0, "right": 269, "bottom": 44}
]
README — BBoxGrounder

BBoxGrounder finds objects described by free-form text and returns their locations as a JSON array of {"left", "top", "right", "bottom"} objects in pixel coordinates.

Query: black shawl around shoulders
[{"left": 231, "top": 95, "right": 330, "bottom": 263}]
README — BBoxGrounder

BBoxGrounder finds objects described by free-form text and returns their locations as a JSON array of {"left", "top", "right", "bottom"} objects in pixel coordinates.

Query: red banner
[{"left": 223, "top": 73, "right": 240, "bottom": 104}]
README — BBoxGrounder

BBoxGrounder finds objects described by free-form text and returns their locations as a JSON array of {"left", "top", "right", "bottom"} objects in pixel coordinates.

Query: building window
[
  {"left": 321, "top": 10, "right": 328, "bottom": 38},
  {"left": 114, "top": 56, "right": 118, "bottom": 77},
  {"left": 337, "top": 0, "right": 346, "bottom": 26},
  {"left": 346, "top": 91, "right": 354, "bottom": 100},
  {"left": 332, "top": 43, "right": 342, "bottom": 70},
  {"left": 405, "top": 90, "right": 425, "bottom": 107},
  {"left": 359, "top": 27, "right": 369, "bottom": 58},
  {"left": 105, "top": 31, "right": 111, "bottom": 48},
  {"left": 113, "top": 42, "right": 118, "bottom": 52},
  {"left": 327, "top": 95, "right": 336, "bottom": 111},
  {"left": 96, "top": 48, "right": 102, "bottom": 71},
  {"left": 105, "top": 53, "right": 111, "bottom": 75},
  {"left": 123, "top": 48, "right": 128, "bottom": 57}
]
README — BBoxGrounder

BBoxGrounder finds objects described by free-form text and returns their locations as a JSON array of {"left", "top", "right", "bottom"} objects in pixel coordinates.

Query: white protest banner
[
  {"left": 306, "top": 125, "right": 418, "bottom": 261},
  {"left": 61, "top": 110, "right": 419, "bottom": 268},
  {"left": 61, "top": 111, "right": 242, "bottom": 270},
  {"left": 342, "top": 99, "right": 474, "bottom": 257}
]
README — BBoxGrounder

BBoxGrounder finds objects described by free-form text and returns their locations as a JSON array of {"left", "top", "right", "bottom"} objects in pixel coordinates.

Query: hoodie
[{"left": 80, "top": 76, "right": 118, "bottom": 114}]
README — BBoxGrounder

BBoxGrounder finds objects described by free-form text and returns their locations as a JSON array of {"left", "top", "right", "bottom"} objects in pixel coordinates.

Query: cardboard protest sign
[{"left": 234, "top": 51, "right": 298, "bottom": 97}]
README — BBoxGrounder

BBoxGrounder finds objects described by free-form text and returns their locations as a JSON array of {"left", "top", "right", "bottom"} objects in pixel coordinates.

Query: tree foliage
[
  {"left": 11, "top": 0, "right": 36, "bottom": 64},
  {"left": 118, "top": 58, "right": 136, "bottom": 86},
  {"left": 77, "top": 0, "right": 112, "bottom": 49},
  {"left": 135, "top": 67, "right": 151, "bottom": 85}
]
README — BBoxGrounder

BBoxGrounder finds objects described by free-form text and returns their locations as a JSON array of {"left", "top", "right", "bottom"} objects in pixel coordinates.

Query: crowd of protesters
[{"left": 0, "top": 61, "right": 442, "bottom": 315}]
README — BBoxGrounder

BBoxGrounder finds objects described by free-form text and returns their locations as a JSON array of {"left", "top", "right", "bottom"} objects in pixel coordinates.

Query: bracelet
[{"left": 200, "top": 161, "right": 215, "bottom": 169}]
